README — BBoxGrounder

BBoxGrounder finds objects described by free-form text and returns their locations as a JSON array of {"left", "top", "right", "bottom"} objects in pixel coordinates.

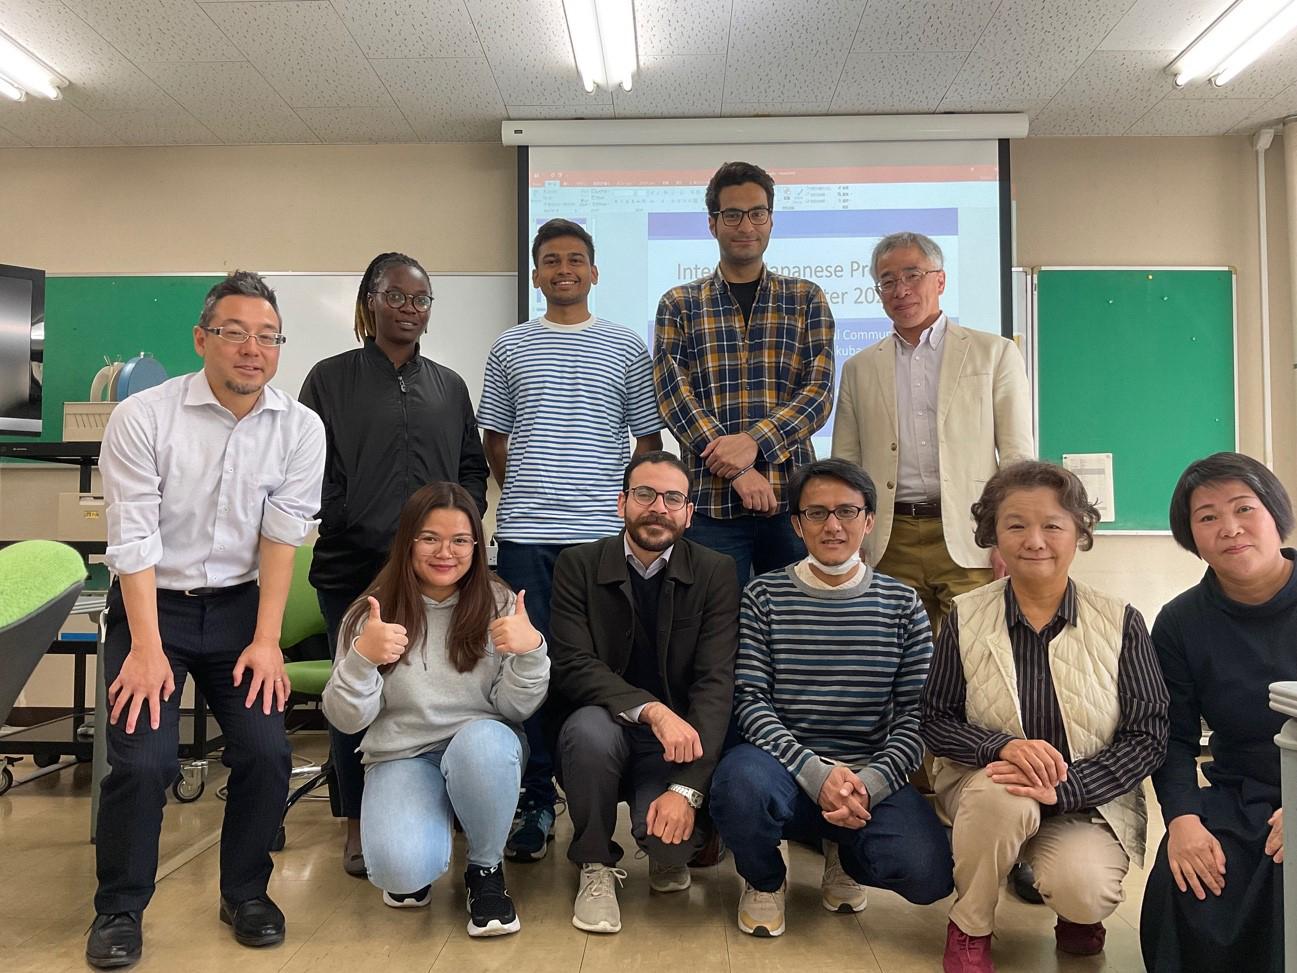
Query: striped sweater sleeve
[
  {"left": 857, "top": 592, "right": 932, "bottom": 804},
  {"left": 733, "top": 580, "right": 836, "bottom": 801}
]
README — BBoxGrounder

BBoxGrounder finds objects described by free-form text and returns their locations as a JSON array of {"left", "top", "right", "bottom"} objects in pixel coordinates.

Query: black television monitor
[{"left": 0, "top": 263, "right": 44, "bottom": 436}]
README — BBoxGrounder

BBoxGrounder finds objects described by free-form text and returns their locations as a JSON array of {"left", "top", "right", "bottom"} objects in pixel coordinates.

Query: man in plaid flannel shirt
[{"left": 654, "top": 161, "right": 835, "bottom": 586}]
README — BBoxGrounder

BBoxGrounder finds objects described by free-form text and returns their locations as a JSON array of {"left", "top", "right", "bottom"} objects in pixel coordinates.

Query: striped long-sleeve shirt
[
  {"left": 654, "top": 267, "right": 835, "bottom": 518},
  {"left": 734, "top": 565, "right": 933, "bottom": 805},
  {"left": 920, "top": 581, "right": 1169, "bottom": 815}
]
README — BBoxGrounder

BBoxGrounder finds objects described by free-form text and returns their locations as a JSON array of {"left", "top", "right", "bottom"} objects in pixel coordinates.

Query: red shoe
[
  {"left": 943, "top": 919, "right": 995, "bottom": 972},
  {"left": 1055, "top": 919, "right": 1106, "bottom": 956}
]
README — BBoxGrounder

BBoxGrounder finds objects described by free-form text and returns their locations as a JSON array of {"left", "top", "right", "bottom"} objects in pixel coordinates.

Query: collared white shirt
[
  {"left": 101, "top": 372, "right": 326, "bottom": 590},
  {"left": 893, "top": 313, "right": 947, "bottom": 503},
  {"left": 623, "top": 533, "right": 674, "bottom": 579}
]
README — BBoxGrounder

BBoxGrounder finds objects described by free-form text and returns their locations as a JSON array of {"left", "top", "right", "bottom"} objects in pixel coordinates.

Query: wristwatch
[{"left": 667, "top": 783, "right": 704, "bottom": 809}]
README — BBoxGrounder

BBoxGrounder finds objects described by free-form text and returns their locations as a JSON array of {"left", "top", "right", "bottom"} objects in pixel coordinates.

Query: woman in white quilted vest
[
  {"left": 1140, "top": 452, "right": 1297, "bottom": 972},
  {"left": 921, "top": 460, "right": 1169, "bottom": 973}
]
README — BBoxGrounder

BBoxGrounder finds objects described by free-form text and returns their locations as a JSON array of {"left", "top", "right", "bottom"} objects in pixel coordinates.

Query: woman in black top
[
  {"left": 1141, "top": 451, "right": 1297, "bottom": 972},
  {"left": 299, "top": 252, "right": 489, "bottom": 876}
]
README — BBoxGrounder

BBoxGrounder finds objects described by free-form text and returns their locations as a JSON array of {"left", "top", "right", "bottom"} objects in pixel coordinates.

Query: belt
[
  {"left": 158, "top": 580, "right": 258, "bottom": 599},
  {"left": 893, "top": 500, "right": 942, "bottom": 518}
]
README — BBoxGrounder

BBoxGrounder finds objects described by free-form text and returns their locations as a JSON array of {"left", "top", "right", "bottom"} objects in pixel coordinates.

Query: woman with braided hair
[{"left": 300, "top": 251, "right": 490, "bottom": 876}]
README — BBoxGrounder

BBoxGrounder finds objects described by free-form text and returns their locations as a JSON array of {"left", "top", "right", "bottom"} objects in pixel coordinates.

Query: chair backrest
[
  {"left": 0, "top": 540, "right": 87, "bottom": 725},
  {"left": 280, "top": 544, "right": 328, "bottom": 652}
]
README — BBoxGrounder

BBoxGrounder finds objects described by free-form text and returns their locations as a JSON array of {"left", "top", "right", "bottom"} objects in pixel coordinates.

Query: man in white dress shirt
[
  {"left": 831, "top": 232, "right": 1032, "bottom": 632},
  {"left": 86, "top": 272, "right": 325, "bottom": 969}
]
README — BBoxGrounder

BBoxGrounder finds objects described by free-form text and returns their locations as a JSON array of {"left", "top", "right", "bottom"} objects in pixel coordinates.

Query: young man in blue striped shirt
[
  {"left": 479, "top": 219, "right": 663, "bottom": 860},
  {"left": 710, "top": 458, "right": 953, "bottom": 937}
]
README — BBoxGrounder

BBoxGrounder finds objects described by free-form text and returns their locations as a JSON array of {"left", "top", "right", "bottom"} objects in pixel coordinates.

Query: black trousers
[
  {"left": 558, "top": 705, "right": 707, "bottom": 867},
  {"left": 94, "top": 582, "right": 291, "bottom": 914}
]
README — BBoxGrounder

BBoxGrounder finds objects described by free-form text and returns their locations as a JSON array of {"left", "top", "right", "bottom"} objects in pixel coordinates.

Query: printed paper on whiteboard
[{"left": 1062, "top": 453, "right": 1115, "bottom": 523}]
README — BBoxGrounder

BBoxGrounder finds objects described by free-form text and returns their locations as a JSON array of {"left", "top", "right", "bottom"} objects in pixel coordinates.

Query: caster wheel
[
  {"left": 171, "top": 774, "right": 205, "bottom": 803},
  {"left": 0, "top": 766, "right": 12, "bottom": 796},
  {"left": 270, "top": 826, "right": 286, "bottom": 852}
]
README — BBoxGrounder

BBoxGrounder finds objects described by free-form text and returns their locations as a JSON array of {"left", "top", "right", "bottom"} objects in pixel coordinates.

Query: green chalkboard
[
  {"left": 2, "top": 275, "right": 220, "bottom": 443},
  {"left": 1035, "top": 268, "right": 1236, "bottom": 532}
]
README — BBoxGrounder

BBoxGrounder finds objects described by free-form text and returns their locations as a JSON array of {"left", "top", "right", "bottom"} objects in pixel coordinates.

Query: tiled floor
[{"left": 0, "top": 733, "right": 1161, "bottom": 972}]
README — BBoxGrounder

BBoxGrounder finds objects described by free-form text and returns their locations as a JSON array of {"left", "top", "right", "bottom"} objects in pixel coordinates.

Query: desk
[{"left": 0, "top": 440, "right": 100, "bottom": 492}]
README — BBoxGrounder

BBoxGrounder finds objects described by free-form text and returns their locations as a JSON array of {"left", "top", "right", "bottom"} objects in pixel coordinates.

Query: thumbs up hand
[
  {"left": 488, "top": 589, "right": 544, "bottom": 655},
  {"left": 354, "top": 597, "right": 409, "bottom": 665}
]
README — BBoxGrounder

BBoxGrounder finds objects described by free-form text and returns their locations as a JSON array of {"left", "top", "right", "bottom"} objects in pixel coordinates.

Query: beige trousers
[
  {"left": 876, "top": 514, "right": 992, "bottom": 633},
  {"left": 934, "top": 761, "right": 1131, "bottom": 936}
]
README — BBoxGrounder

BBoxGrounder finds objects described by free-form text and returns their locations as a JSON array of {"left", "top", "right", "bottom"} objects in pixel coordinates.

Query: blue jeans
[
  {"left": 361, "top": 719, "right": 524, "bottom": 894},
  {"left": 710, "top": 744, "right": 953, "bottom": 903},
  {"left": 685, "top": 512, "right": 806, "bottom": 588},
  {"left": 495, "top": 539, "right": 576, "bottom": 810}
]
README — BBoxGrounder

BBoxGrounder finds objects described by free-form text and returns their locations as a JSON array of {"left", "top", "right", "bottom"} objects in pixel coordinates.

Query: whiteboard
[{"left": 263, "top": 272, "right": 518, "bottom": 405}]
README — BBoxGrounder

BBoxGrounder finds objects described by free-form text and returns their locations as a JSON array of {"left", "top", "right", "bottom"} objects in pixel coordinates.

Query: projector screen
[{"left": 521, "top": 139, "right": 1011, "bottom": 455}]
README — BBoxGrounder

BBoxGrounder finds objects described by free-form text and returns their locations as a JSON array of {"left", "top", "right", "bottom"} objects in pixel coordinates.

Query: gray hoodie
[{"left": 321, "top": 585, "right": 549, "bottom": 766}]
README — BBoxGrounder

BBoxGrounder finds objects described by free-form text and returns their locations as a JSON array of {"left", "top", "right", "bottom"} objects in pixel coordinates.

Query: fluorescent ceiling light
[
  {"left": 0, "top": 29, "right": 67, "bottom": 100},
  {"left": 0, "top": 72, "right": 24, "bottom": 102},
  {"left": 1170, "top": 0, "right": 1297, "bottom": 86},
  {"left": 563, "top": 0, "right": 638, "bottom": 93}
]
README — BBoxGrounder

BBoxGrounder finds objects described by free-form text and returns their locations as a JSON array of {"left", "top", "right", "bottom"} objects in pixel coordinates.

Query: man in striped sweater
[{"left": 710, "top": 458, "right": 954, "bottom": 938}]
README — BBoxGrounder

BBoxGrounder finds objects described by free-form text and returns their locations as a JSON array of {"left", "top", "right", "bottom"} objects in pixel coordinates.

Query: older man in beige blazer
[{"left": 831, "top": 232, "right": 1032, "bottom": 631}]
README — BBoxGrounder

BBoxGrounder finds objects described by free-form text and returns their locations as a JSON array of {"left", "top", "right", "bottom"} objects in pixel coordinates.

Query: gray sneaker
[
  {"left": 737, "top": 881, "right": 786, "bottom": 937},
  {"left": 648, "top": 858, "right": 691, "bottom": 893},
  {"left": 572, "top": 863, "right": 626, "bottom": 933}
]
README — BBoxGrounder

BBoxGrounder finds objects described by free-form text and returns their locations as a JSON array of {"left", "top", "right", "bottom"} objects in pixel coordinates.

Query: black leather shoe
[
  {"left": 86, "top": 912, "right": 142, "bottom": 969},
  {"left": 219, "top": 895, "right": 285, "bottom": 947},
  {"left": 1010, "top": 861, "right": 1045, "bottom": 904}
]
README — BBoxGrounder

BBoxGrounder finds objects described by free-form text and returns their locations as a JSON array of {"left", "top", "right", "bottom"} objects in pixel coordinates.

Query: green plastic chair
[
  {"left": 274, "top": 544, "right": 341, "bottom": 849},
  {"left": 0, "top": 540, "right": 87, "bottom": 794}
]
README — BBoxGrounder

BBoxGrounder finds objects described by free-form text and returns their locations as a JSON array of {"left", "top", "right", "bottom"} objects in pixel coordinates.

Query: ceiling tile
[
  {"left": 199, "top": 0, "right": 389, "bottom": 107},
  {"left": 89, "top": 107, "right": 222, "bottom": 144},
  {"left": 634, "top": 0, "right": 731, "bottom": 55},
  {"left": 370, "top": 58, "right": 505, "bottom": 140},
  {"left": 0, "top": 0, "right": 174, "bottom": 111},
  {"left": 59, "top": 0, "right": 243, "bottom": 62},
  {"left": 1030, "top": 50, "right": 1176, "bottom": 136},
  {"left": 612, "top": 55, "right": 725, "bottom": 117},
  {"left": 0, "top": 98, "right": 122, "bottom": 146},
  {"left": 292, "top": 104, "right": 418, "bottom": 142},
  {"left": 506, "top": 104, "right": 617, "bottom": 119},
  {"left": 1127, "top": 96, "right": 1271, "bottom": 135},
  {"left": 465, "top": 0, "right": 608, "bottom": 105},
  {"left": 720, "top": 102, "right": 831, "bottom": 117},
  {"left": 853, "top": 0, "right": 999, "bottom": 53},
  {"left": 831, "top": 51, "right": 965, "bottom": 112},
  {"left": 331, "top": 0, "right": 484, "bottom": 58},
  {"left": 137, "top": 60, "right": 319, "bottom": 142},
  {"left": 724, "top": 0, "right": 865, "bottom": 102},
  {"left": 939, "top": 0, "right": 1133, "bottom": 113},
  {"left": 1230, "top": 84, "right": 1297, "bottom": 132},
  {"left": 0, "top": 125, "right": 29, "bottom": 146},
  {"left": 1098, "top": 0, "right": 1229, "bottom": 53}
]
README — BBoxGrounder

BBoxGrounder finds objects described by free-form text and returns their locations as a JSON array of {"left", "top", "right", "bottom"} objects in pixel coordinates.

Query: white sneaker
[
  {"left": 382, "top": 884, "right": 431, "bottom": 909},
  {"left": 648, "top": 858, "right": 691, "bottom": 893},
  {"left": 737, "top": 881, "right": 786, "bottom": 937},
  {"left": 572, "top": 863, "right": 627, "bottom": 933},
  {"left": 821, "top": 842, "right": 868, "bottom": 913}
]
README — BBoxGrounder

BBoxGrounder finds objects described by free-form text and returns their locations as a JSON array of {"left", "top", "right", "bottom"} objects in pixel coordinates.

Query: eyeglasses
[
  {"left": 797, "top": 504, "right": 866, "bottom": 523},
  {"left": 874, "top": 269, "right": 941, "bottom": 297},
  {"left": 372, "top": 288, "right": 434, "bottom": 312},
  {"left": 711, "top": 206, "right": 772, "bottom": 227},
  {"left": 413, "top": 532, "right": 476, "bottom": 556},
  {"left": 626, "top": 486, "right": 690, "bottom": 511},
  {"left": 201, "top": 326, "right": 287, "bottom": 347}
]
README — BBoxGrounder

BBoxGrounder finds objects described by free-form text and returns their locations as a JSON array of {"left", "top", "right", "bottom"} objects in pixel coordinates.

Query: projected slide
[{"left": 525, "top": 143, "right": 1006, "bottom": 453}]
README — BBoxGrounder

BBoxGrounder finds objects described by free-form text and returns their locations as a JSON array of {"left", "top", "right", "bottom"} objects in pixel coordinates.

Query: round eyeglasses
[{"left": 373, "top": 288, "right": 434, "bottom": 312}]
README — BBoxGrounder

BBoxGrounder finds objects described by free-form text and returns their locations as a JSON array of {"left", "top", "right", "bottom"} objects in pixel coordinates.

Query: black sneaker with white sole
[
  {"left": 465, "top": 863, "right": 520, "bottom": 937},
  {"left": 382, "top": 885, "right": 431, "bottom": 909}
]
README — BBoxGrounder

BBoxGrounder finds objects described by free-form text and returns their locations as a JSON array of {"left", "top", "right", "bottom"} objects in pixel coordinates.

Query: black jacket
[
  {"left": 299, "top": 339, "right": 489, "bottom": 593},
  {"left": 548, "top": 534, "right": 740, "bottom": 795}
]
